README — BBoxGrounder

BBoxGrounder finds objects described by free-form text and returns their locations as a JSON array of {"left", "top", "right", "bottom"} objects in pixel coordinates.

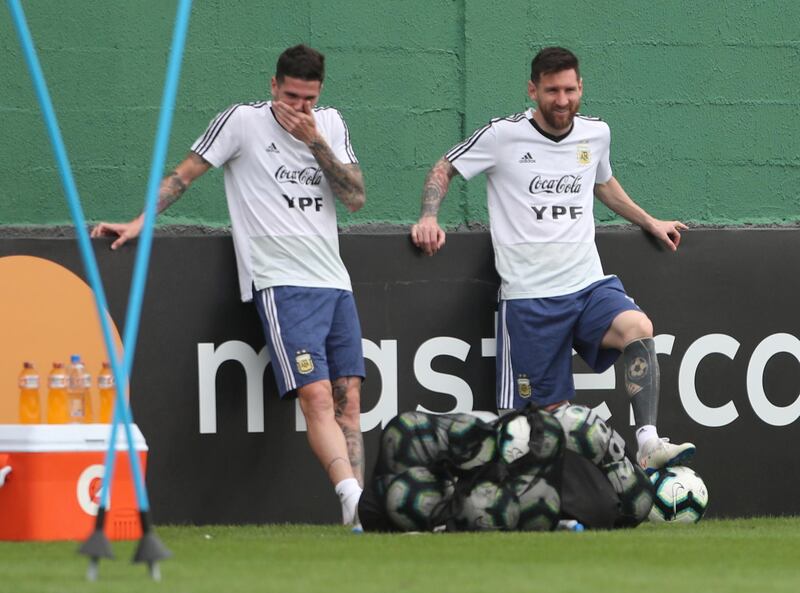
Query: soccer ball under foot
[{"left": 648, "top": 466, "right": 709, "bottom": 523}]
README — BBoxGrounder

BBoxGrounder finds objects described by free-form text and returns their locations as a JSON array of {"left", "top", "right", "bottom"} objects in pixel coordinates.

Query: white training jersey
[
  {"left": 191, "top": 101, "right": 358, "bottom": 302},
  {"left": 446, "top": 108, "right": 613, "bottom": 299}
]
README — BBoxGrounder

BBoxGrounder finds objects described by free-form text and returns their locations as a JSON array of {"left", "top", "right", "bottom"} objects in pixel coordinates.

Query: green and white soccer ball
[
  {"left": 385, "top": 466, "right": 453, "bottom": 531},
  {"left": 454, "top": 480, "right": 520, "bottom": 531},
  {"left": 379, "top": 412, "right": 439, "bottom": 474},
  {"left": 603, "top": 457, "right": 654, "bottom": 526},
  {"left": 512, "top": 475, "right": 560, "bottom": 531},
  {"left": 553, "top": 404, "right": 612, "bottom": 465},
  {"left": 648, "top": 466, "right": 709, "bottom": 523},
  {"left": 446, "top": 414, "right": 497, "bottom": 470},
  {"left": 497, "top": 415, "right": 531, "bottom": 464}
]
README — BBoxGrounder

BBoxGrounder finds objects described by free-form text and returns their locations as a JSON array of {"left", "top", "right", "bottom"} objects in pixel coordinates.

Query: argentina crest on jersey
[{"left": 577, "top": 141, "right": 591, "bottom": 165}]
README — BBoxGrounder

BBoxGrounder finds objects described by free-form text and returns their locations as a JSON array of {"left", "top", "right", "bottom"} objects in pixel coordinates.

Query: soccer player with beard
[
  {"left": 92, "top": 45, "right": 366, "bottom": 528},
  {"left": 411, "top": 47, "right": 694, "bottom": 473}
]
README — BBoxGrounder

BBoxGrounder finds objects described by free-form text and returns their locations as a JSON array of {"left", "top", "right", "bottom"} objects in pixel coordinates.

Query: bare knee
[
  {"left": 298, "top": 382, "right": 335, "bottom": 424},
  {"left": 624, "top": 314, "right": 654, "bottom": 343},
  {"left": 604, "top": 310, "right": 654, "bottom": 350}
]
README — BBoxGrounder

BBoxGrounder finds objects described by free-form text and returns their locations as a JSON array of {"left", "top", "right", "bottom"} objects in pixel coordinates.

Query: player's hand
[
  {"left": 648, "top": 219, "right": 688, "bottom": 251},
  {"left": 272, "top": 99, "right": 319, "bottom": 145},
  {"left": 90, "top": 218, "right": 143, "bottom": 250},
  {"left": 411, "top": 216, "right": 446, "bottom": 256}
]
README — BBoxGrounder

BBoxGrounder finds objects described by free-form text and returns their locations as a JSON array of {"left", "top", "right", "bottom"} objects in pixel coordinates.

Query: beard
[{"left": 539, "top": 101, "right": 579, "bottom": 132}]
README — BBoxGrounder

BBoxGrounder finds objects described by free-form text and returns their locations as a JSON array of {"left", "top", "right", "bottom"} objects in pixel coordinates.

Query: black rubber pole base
[
  {"left": 78, "top": 528, "right": 115, "bottom": 560},
  {"left": 78, "top": 508, "right": 115, "bottom": 581}
]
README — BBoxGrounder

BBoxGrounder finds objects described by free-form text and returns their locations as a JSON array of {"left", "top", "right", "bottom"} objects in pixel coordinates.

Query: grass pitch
[{"left": 1, "top": 518, "right": 798, "bottom": 593}]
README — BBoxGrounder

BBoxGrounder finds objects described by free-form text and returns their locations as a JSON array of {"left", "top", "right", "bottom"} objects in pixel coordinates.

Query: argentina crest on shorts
[
  {"left": 295, "top": 349, "right": 314, "bottom": 374},
  {"left": 517, "top": 374, "right": 532, "bottom": 398}
]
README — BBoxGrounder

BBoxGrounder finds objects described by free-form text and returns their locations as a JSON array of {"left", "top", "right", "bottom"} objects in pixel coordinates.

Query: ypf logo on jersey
[
  {"left": 295, "top": 350, "right": 314, "bottom": 374},
  {"left": 282, "top": 193, "right": 323, "bottom": 212},
  {"left": 577, "top": 141, "right": 591, "bottom": 165}
]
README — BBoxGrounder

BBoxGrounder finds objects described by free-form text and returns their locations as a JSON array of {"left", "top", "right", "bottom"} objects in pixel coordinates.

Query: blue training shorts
[
  {"left": 496, "top": 276, "right": 640, "bottom": 410},
  {"left": 253, "top": 286, "right": 366, "bottom": 398}
]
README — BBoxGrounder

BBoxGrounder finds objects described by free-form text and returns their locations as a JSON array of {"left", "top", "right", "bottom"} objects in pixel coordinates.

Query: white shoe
[{"left": 636, "top": 437, "right": 695, "bottom": 474}]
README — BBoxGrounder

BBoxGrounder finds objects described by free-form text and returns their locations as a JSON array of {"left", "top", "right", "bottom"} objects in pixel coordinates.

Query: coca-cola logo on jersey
[
  {"left": 528, "top": 175, "right": 583, "bottom": 195},
  {"left": 274, "top": 165, "right": 323, "bottom": 186}
]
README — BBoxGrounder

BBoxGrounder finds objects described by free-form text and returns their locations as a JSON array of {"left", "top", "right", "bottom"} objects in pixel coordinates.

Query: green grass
[{"left": 1, "top": 518, "right": 798, "bottom": 593}]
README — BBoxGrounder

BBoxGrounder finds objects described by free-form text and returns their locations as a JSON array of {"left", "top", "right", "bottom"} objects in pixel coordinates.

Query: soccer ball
[
  {"left": 445, "top": 414, "right": 497, "bottom": 471},
  {"left": 553, "top": 404, "right": 612, "bottom": 465},
  {"left": 527, "top": 411, "right": 566, "bottom": 466},
  {"left": 512, "top": 475, "right": 560, "bottom": 531},
  {"left": 378, "top": 412, "right": 439, "bottom": 474},
  {"left": 385, "top": 466, "right": 453, "bottom": 531},
  {"left": 601, "top": 427, "right": 628, "bottom": 464},
  {"left": 648, "top": 466, "right": 709, "bottom": 523},
  {"left": 453, "top": 480, "right": 519, "bottom": 531},
  {"left": 602, "top": 458, "right": 654, "bottom": 527},
  {"left": 497, "top": 415, "right": 531, "bottom": 463}
]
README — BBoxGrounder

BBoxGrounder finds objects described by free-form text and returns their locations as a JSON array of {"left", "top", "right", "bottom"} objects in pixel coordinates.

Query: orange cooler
[{"left": 0, "top": 424, "right": 148, "bottom": 541}]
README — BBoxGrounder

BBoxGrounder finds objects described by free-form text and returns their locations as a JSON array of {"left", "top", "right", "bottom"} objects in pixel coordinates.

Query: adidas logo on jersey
[
  {"left": 518, "top": 152, "right": 536, "bottom": 163},
  {"left": 265, "top": 142, "right": 280, "bottom": 153}
]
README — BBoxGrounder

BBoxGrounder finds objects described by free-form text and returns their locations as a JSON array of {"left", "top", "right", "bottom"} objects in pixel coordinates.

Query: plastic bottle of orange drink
[
  {"left": 18, "top": 362, "right": 41, "bottom": 424},
  {"left": 66, "top": 354, "right": 90, "bottom": 423},
  {"left": 97, "top": 361, "right": 115, "bottom": 423},
  {"left": 46, "top": 362, "right": 69, "bottom": 423}
]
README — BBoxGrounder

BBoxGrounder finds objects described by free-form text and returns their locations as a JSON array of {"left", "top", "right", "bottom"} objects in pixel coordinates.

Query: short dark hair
[
  {"left": 276, "top": 44, "right": 325, "bottom": 83},
  {"left": 530, "top": 47, "right": 580, "bottom": 83}
]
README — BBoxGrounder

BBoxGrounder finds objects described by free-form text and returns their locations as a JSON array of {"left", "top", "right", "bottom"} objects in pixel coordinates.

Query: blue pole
[
  {"left": 100, "top": 0, "right": 193, "bottom": 513},
  {"left": 5, "top": 0, "right": 137, "bottom": 503},
  {"left": 7, "top": 0, "right": 193, "bottom": 512}
]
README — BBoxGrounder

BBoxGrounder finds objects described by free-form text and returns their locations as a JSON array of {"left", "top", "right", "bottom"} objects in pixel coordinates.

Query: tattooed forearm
[
  {"left": 155, "top": 171, "right": 188, "bottom": 213},
  {"left": 308, "top": 137, "right": 366, "bottom": 212},
  {"left": 420, "top": 158, "right": 457, "bottom": 217}
]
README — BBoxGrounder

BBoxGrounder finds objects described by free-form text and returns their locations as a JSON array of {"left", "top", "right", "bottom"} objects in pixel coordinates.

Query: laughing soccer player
[
  {"left": 92, "top": 45, "right": 366, "bottom": 528},
  {"left": 411, "top": 47, "right": 695, "bottom": 473}
]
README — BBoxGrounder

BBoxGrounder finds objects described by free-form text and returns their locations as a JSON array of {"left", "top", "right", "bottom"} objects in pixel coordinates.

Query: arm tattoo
[
  {"left": 154, "top": 153, "right": 209, "bottom": 214},
  {"left": 420, "top": 158, "right": 457, "bottom": 217},
  {"left": 156, "top": 171, "right": 188, "bottom": 214},
  {"left": 308, "top": 137, "right": 366, "bottom": 212},
  {"left": 333, "top": 378, "right": 365, "bottom": 486}
]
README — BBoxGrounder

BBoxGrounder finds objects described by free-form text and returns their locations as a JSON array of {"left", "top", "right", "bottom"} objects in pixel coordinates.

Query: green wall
[{"left": 2, "top": 1, "right": 798, "bottom": 228}]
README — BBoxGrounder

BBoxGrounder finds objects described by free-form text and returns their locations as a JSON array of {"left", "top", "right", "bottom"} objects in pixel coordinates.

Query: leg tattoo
[
  {"left": 624, "top": 337, "right": 660, "bottom": 429},
  {"left": 326, "top": 456, "right": 349, "bottom": 476},
  {"left": 333, "top": 378, "right": 365, "bottom": 487}
]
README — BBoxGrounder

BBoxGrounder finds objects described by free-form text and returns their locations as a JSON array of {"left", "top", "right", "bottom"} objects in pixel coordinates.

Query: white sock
[
  {"left": 335, "top": 478, "right": 362, "bottom": 525},
  {"left": 636, "top": 425, "right": 659, "bottom": 450}
]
